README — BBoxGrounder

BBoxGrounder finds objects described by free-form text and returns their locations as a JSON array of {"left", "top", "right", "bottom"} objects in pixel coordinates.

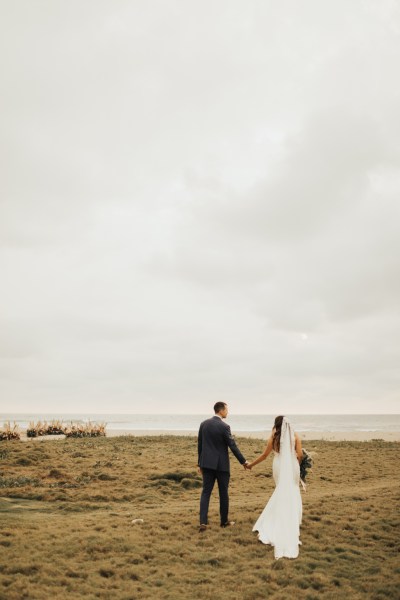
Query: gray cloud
[{"left": 1, "top": 1, "right": 399, "bottom": 414}]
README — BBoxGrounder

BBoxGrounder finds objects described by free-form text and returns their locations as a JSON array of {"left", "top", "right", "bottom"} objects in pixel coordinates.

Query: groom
[{"left": 198, "top": 402, "right": 249, "bottom": 532}]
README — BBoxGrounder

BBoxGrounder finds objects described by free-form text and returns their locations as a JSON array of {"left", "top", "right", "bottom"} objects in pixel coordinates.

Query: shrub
[
  {"left": 65, "top": 422, "right": 106, "bottom": 438},
  {"left": 0, "top": 422, "right": 20, "bottom": 441}
]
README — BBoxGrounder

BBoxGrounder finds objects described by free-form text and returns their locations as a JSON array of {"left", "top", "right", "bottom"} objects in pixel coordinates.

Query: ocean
[{"left": 1, "top": 413, "right": 400, "bottom": 434}]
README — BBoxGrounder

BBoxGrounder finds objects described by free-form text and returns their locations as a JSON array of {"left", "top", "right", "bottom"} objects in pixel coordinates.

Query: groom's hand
[{"left": 243, "top": 461, "right": 251, "bottom": 470}]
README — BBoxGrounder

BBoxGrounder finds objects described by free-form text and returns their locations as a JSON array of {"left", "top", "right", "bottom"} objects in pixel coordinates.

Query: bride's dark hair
[{"left": 272, "top": 415, "right": 284, "bottom": 452}]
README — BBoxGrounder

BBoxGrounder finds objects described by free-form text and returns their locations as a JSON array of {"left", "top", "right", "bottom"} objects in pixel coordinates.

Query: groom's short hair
[{"left": 214, "top": 402, "right": 226, "bottom": 414}]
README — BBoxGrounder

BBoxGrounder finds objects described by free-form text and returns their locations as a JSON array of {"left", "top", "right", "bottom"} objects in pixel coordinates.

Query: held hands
[{"left": 243, "top": 461, "right": 252, "bottom": 470}]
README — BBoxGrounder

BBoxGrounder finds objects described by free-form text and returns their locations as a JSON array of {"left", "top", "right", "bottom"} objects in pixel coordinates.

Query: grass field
[{"left": 0, "top": 436, "right": 399, "bottom": 599}]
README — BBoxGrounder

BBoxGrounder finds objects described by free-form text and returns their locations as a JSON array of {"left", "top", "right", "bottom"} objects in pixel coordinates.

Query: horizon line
[{"left": 1, "top": 412, "right": 399, "bottom": 416}]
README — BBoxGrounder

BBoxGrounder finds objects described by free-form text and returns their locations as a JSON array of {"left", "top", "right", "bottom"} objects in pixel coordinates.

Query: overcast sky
[{"left": 1, "top": 1, "right": 399, "bottom": 415}]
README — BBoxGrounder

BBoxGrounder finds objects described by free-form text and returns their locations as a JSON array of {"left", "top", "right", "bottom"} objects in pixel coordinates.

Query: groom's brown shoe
[
  {"left": 221, "top": 521, "right": 235, "bottom": 528},
  {"left": 199, "top": 524, "right": 208, "bottom": 532}
]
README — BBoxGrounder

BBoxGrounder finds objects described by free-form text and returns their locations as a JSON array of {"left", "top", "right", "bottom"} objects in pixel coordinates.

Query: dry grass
[
  {"left": 0, "top": 423, "right": 20, "bottom": 441},
  {"left": 25, "top": 421, "right": 106, "bottom": 438},
  {"left": 0, "top": 436, "right": 399, "bottom": 599}
]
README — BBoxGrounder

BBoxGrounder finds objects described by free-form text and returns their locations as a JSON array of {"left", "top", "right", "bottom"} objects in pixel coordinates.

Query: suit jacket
[{"left": 198, "top": 416, "right": 246, "bottom": 472}]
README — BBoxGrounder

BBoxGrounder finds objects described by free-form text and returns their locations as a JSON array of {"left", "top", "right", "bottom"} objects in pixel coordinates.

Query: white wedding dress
[{"left": 252, "top": 418, "right": 302, "bottom": 559}]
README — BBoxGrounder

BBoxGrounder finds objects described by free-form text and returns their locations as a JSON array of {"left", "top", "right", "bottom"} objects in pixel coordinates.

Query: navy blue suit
[{"left": 198, "top": 416, "right": 246, "bottom": 525}]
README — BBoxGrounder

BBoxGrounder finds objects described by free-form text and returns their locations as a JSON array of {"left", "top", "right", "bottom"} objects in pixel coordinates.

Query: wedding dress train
[{"left": 252, "top": 418, "right": 302, "bottom": 559}]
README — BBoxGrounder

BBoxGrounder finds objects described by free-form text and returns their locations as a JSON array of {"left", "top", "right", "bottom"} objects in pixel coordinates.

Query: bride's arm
[
  {"left": 295, "top": 433, "right": 302, "bottom": 462},
  {"left": 248, "top": 436, "right": 273, "bottom": 469}
]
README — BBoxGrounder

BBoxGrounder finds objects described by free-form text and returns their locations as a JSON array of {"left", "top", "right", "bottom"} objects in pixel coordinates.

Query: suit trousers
[{"left": 200, "top": 468, "right": 230, "bottom": 525}]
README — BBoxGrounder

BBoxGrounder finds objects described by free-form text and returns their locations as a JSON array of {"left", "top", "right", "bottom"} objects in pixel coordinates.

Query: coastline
[
  {"left": 107, "top": 429, "right": 400, "bottom": 441},
  {"left": 18, "top": 429, "right": 400, "bottom": 442}
]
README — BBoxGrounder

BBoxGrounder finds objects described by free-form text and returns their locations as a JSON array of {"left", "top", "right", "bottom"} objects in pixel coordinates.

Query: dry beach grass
[{"left": 0, "top": 435, "right": 399, "bottom": 599}]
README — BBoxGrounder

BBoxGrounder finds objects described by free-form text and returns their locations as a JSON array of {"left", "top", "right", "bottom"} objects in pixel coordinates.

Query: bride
[{"left": 248, "top": 416, "right": 303, "bottom": 559}]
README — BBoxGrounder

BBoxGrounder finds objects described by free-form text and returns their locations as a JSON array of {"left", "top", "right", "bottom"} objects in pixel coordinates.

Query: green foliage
[
  {"left": 0, "top": 476, "right": 40, "bottom": 488},
  {"left": 149, "top": 471, "right": 200, "bottom": 483},
  {"left": 300, "top": 448, "right": 313, "bottom": 482}
]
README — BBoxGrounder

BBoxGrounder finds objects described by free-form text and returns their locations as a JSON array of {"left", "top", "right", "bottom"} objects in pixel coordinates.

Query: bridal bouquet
[{"left": 300, "top": 449, "right": 313, "bottom": 490}]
